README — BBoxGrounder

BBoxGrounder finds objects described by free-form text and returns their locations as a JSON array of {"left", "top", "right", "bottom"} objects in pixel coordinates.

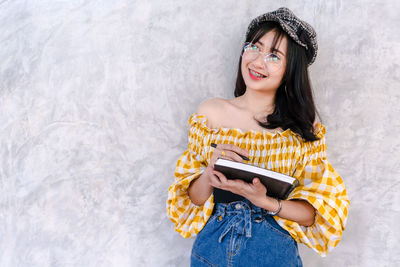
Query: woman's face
[{"left": 241, "top": 30, "right": 288, "bottom": 93}]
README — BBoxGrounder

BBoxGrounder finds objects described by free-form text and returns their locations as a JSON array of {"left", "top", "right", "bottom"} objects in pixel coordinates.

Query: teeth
[{"left": 250, "top": 69, "right": 265, "bottom": 78}]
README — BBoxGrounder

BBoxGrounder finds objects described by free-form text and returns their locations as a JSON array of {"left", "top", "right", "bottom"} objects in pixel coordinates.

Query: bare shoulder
[
  {"left": 312, "top": 118, "right": 318, "bottom": 127},
  {"left": 197, "top": 97, "right": 229, "bottom": 128},
  {"left": 313, "top": 116, "right": 321, "bottom": 132}
]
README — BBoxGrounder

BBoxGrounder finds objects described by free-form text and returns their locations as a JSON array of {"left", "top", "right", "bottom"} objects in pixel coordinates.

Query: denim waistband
[
  {"left": 212, "top": 198, "right": 266, "bottom": 217},
  {"left": 211, "top": 198, "right": 272, "bottom": 243}
]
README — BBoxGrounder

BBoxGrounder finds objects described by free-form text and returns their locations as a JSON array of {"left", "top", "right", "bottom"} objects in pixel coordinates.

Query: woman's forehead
[{"left": 257, "top": 31, "right": 287, "bottom": 51}]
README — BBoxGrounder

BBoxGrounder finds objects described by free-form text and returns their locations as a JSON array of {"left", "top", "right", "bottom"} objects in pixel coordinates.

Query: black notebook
[{"left": 214, "top": 158, "right": 299, "bottom": 200}]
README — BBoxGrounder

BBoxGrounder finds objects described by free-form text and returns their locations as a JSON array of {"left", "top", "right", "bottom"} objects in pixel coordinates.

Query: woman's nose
[{"left": 251, "top": 52, "right": 266, "bottom": 70}]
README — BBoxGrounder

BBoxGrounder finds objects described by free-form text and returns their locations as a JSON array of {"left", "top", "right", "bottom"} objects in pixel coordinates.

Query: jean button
[
  {"left": 218, "top": 216, "right": 223, "bottom": 221},
  {"left": 235, "top": 204, "right": 242, "bottom": 210}
]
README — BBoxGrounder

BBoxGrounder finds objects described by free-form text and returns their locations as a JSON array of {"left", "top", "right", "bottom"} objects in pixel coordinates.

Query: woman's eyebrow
[
  {"left": 272, "top": 48, "right": 285, "bottom": 56},
  {"left": 256, "top": 40, "right": 285, "bottom": 56}
]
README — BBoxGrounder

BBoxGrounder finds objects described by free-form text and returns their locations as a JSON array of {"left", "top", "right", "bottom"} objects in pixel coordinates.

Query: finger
[
  {"left": 252, "top": 177, "right": 267, "bottom": 191},
  {"left": 213, "top": 170, "right": 228, "bottom": 183},
  {"left": 209, "top": 170, "right": 219, "bottom": 182},
  {"left": 209, "top": 171, "right": 222, "bottom": 187},
  {"left": 253, "top": 178, "right": 265, "bottom": 188},
  {"left": 212, "top": 171, "right": 235, "bottom": 191},
  {"left": 210, "top": 154, "right": 229, "bottom": 168},
  {"left": 219, "top": 143, "right": 249, "bottom": 158},
  {"left": 211, "top": 150, "right": 236, "bottom": 164},
  {"left": 219, "top": 150, "right": 245, "bottom": 163}
]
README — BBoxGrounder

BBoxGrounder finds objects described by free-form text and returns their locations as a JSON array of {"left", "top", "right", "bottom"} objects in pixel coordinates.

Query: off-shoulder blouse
[{"left": 166, "top": 113, "right": 349, "bottom": 257}]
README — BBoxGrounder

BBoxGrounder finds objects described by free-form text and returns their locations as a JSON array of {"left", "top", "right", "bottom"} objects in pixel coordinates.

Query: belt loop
[
  {"left": 244, "top": 208, "right": 252, "bottom": 238},
  {"left": 215, "top": 203, "right": 227, "bottom": 221},
  {"left": 221, "top": 204, "right": 227, "bottom": 219}
]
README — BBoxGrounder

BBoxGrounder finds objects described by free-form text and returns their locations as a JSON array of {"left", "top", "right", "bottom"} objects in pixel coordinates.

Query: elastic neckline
[{"left": 189, "top": 112, "right": 326, "bottom": 139}]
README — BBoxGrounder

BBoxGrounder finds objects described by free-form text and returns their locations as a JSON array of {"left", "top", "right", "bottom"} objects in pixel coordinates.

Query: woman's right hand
[
  {"left": 204, "top": 143, "right": 249, "bottom": 178},
  {"left": 188, "top": 143, "right": 249, "bottom": 206}
]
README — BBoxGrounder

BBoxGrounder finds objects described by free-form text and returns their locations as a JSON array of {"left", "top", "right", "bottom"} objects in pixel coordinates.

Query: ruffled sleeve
[
  {"left": 166, "top": 114, "right": 215, "bottom": 238},
  {"left": 275, "top": 123, "right": 350, "bottom": 257}
]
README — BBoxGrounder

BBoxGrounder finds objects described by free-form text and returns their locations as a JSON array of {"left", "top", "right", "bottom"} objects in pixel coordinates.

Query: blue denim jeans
[{"left": 191, "top": 199, "right": 302, "bottom": 267}]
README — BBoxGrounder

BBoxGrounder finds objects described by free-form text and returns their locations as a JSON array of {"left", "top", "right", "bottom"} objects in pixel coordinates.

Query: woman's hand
[
  {"left": 205, "top": 143, "right": 268, "bottom": 207},
  {"left": 188, "top": 143, "right": 249, "bottom": 206},
  {"left": 203, "top": 143, "right": 249, "bottom": 182},
  {"left": 209, "top": 169, "right": 268, "bottom": 208},
  {"left": 209, "top": 143, "right": 249, "bottom": 168}
]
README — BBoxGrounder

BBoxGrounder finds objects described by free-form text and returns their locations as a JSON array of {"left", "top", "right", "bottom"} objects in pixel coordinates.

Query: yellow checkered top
[{"left": 166, "top": 113, "right": 349, "bottom": 257}]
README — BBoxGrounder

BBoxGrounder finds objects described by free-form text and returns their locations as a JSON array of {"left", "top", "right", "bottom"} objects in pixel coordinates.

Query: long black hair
[{"left": 234, "top": 21, "right": 321, "bottom": 142}]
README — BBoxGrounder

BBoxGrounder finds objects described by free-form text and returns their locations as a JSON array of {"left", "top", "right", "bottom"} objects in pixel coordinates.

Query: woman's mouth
[{"left": 248, "top": 69, "right": 267, "bottom": 80}]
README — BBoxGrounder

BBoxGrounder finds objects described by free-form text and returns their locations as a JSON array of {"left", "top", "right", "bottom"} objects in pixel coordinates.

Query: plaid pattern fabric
[{"left": 166, "top": 113, "right": 349, "bottom": 257}]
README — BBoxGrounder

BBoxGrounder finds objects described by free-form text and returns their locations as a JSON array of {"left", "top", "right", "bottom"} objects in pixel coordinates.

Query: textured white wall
[{"left": 1, "top": 1, "right": 399, "bottom": 266}]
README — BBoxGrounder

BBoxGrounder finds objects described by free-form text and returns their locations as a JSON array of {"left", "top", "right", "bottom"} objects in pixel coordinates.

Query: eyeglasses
[{"left": 241, "top": 42, "right": 283, "bottom": 73}]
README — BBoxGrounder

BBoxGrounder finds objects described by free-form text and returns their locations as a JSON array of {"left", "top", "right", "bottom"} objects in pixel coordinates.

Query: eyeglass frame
[{"left": 240, "top": 42, "right": 284, "bottom": 73}]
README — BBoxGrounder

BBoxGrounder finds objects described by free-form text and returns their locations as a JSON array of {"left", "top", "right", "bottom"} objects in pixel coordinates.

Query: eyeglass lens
[{"left": 242, "top": 43, "right": 282, "bottom": 73}]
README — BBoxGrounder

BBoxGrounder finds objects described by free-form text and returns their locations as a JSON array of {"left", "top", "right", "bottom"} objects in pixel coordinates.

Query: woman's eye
[
  {"left": 269, "top": 54, "right": 280, "bottom": 61},
  {"left": 245, "top": 44, "right": 259, "bottom": 51}
]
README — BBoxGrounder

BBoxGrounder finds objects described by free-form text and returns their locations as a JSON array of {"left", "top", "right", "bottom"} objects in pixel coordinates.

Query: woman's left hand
[{"left": 210, "top": 169, "right": 267, "bottom": 207}]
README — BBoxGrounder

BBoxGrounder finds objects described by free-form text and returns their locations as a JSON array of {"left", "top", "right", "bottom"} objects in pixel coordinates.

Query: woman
[{"left": 167, "top": 7, "right": 349, "bottom": 267}]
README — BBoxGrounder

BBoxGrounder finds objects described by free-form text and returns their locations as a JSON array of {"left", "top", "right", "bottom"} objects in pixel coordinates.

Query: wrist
[
  {"left": 204, "top": 167, "right": 214, "bottom": 181},
  {"left": 261, "top": 196, "right": 275, "bottom": 210},
  {"left": 262, "top": 196, "right": 282, "bottom": 216}
]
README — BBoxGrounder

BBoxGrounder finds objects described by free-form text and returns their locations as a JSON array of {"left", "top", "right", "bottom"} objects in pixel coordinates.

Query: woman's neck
[{"left": 236, "top": 90, "right": 275, "bottom": 116}]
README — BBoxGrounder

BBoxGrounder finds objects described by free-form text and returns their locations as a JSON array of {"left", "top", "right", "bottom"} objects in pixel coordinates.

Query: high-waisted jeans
[{"left": 190, "top": 198, "right": 302, "bottom": 267}]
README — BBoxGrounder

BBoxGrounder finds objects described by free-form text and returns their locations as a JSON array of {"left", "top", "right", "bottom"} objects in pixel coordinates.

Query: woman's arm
[
  {"left": 188, "top": 170, "right": 213, "bottom": 206},
  {"left": 210, "top": 170, "right": 316, "bottom": 227},
  {"left": 190, "top": 170, "right": 316, "bottom": 227},
  {"left": 187, "top": 98, "right": 221, "bottom": 206},
  {"left": 260, "top": 196, "right": 316, "bottom": 227}
]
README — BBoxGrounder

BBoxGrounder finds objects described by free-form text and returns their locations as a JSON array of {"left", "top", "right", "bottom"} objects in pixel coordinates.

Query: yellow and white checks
[{"left": 166, "top": 113, "right": 349, "bottom": 257}]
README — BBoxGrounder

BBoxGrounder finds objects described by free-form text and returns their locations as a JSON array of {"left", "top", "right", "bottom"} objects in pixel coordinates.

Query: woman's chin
[{"left": 244, "top": 83, "right": 278, "bottom": 93}]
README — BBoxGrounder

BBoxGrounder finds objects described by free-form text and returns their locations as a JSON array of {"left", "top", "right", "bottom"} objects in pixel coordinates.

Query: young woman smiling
[{"left": 167, "top": 7, "right": 349, "bottom": 267}]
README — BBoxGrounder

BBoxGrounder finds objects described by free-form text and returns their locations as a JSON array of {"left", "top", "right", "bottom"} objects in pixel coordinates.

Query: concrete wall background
[{"left": 1, "top": 0, "right": 399, "bottom": 266}]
